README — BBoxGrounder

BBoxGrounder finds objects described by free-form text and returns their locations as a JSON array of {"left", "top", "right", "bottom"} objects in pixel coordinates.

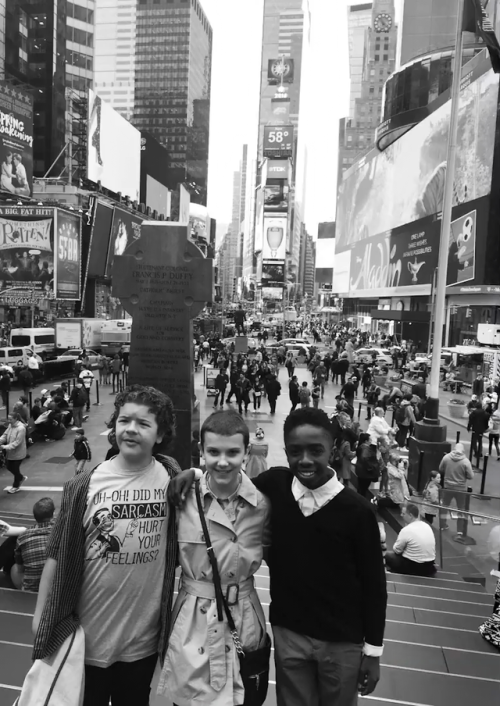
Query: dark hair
[
  {"left": 33, "top": 497, "right": 55, "bottom": 523},
  {"left": 404, "top": 502, "right": 420, "bottom": 519},
  {"left": 404, "top": 393, "right": 413, "bottom": 401},
  {"left": 107, "top": 384, "right": 176, "bottom": 452},
  {"left": 359, "top": 432, "right": 370, "bottom": 445},
  {"left": 200, "top": 410, "right": 250, "bottom": 448},
  {"left": 283, "top": 407, "right": 334, "bottom": 443},
  {"left": 19, "top": 396, "right": 28, "bottom": 404}
]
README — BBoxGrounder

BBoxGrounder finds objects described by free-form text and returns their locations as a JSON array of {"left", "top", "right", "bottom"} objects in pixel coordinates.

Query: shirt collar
[
  {"left": 200, "top": 470, "right": 258, "bottom": 507},
  {"left": 292, "top": 470, "right": 344, "bottom": 501}
]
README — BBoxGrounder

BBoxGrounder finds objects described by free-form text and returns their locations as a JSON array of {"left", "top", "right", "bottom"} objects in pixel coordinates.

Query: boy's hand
[
  {"left": 168, "top": 469, "right": 197, "bottom": 508},
  {"left": 358, "top": 655, "right": 380, "bottom": 696}
]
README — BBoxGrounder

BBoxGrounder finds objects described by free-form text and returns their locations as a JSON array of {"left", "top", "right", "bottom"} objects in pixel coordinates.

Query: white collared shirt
[
  {"left": 291, "top": 471, "right": 344, "bottom": 517},
  {"left": 291, "top": 469, "right": 384, "bottom": 658}
]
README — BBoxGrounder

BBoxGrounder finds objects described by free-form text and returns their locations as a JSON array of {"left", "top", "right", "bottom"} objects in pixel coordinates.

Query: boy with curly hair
[{"left": 32, "top": 385, "right": 181, "bottom": 705}]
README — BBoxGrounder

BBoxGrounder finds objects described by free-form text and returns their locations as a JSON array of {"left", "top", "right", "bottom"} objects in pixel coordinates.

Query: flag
[{"left": 463, "top": 0, "right": 500, "bottom": 72}]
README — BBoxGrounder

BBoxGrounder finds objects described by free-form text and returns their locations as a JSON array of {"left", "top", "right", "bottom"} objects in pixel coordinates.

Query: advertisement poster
[
  {"left": 0, "top": 206, "right": 55, "bottom": 298},
  {"left": 87, "top": 89, "right": 141, "bottom": 201},
  {"left": 0, "top": 82, "right": 34, "bottom": 198},
  {"left": 262, "top": 260, "right": 285, "bottom": 286},
  {"left": 447, "top": 210, "right": 476, "bottom": 286},
  {"left": 189, "top": 203, "right": 209, "bottom": 243},
  {"left": 264, "top": 184, "right": 289, "bottom": 212},
  {"left": 336, "top": 59, "right": 498, "bottom": 250},
  {"left": 55, "top": 210, "right": 82, "bottom": 300},
  {"left": 263, "top": 126, "right": 294, "bottom": 159},
  {"left": 105, "top": 207, "right": 143, "bottom": 278},
  {"left": 262, "top": 216, "right": 287, "bottom": 260}
]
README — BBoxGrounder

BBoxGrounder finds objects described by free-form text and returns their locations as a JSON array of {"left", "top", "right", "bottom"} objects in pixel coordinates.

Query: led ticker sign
[{"left": 263, "top": 124, "right": 294, "bottom": 158}]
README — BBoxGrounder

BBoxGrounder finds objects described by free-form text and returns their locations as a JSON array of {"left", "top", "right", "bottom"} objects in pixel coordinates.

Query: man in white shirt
[{"left": 386, "top": 503, "right": 437, "bottom": 577}]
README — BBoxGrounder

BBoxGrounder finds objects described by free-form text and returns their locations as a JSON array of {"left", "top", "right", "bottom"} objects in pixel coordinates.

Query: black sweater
[{"left": 253, "top": 468, "right": 387, "bottom": 647}]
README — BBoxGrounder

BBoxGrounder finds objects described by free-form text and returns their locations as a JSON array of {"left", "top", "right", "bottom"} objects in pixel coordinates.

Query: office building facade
[
  {"left": 94, "top": 0, "right": 136, "bottom": 121},
  {"left": 133, "top": 0, "right": 212, "bottom": 205},
  {"left": 347, "top": 3, "right": 373, "bottom": 119}
]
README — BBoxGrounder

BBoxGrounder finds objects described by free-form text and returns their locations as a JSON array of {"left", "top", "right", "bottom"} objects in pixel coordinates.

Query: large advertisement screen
[
  {"left": 87, "top": 90, "right": 141, "bottom": 201},
  {"left": 140, "top": 131, "right": 170, "bottom": 217},
  {"left": 262, "top": 216, "right": 287, "bottom": 260},
  {"left": 0, "top": 206, "right": 54, "bottom": 299},
  {"left": 105, "top": 207, "right": 143, "bottom": 278},
  {"left": 55, "top": 210, "right": 82, "bottom": 300},
  {"left": 335, "top": 54, "right": 499, "bottom": 297},
  {"left": 0, "top": 82, "right": 34, "bottom": 198}
]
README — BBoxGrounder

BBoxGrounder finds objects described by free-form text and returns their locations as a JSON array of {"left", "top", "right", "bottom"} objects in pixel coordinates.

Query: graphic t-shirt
[{"left": 78, "top": 458, "right": 171, "bottom": 666}]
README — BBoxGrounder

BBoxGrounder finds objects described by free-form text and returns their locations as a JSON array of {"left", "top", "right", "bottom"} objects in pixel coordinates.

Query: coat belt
[{"left": 180, "top": 575, "right": 255, "bottom": 601}]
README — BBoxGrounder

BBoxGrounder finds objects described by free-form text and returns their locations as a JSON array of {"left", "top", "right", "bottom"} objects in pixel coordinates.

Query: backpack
[{"left": 395, "top": 405, "right": 408, "bottom": 424}]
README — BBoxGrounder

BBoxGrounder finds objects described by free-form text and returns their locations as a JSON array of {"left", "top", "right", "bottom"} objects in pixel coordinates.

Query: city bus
[{"left": 100, "top": 319, "right": 132, "bottom": 355}]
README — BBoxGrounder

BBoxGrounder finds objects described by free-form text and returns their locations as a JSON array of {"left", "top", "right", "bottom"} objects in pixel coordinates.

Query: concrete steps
[{"left": 0, "top": 566, "right": 499, "bottom": 706}]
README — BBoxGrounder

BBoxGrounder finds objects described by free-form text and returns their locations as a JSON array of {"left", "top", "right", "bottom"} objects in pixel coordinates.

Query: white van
[
  {"left": 0, "top": 347, "right": 43, "bottom": 378},
  {"left": 10, "top": 328, "right": 55, "bottom": 358}
]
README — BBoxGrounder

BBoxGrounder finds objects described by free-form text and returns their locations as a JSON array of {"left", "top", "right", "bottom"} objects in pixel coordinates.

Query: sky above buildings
[{"left": 202, "top": 0, "right": 402, "bottom": 237}]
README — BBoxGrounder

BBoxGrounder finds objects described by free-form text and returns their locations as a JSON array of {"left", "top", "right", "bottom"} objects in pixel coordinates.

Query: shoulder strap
[{"left": 194, "top": 481, "right": 239, "bottom": 637}]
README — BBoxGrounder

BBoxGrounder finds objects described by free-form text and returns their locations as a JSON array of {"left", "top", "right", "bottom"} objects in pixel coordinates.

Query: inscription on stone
[{"left": 112, "top": 223, "right": 213, "bottom": 469}]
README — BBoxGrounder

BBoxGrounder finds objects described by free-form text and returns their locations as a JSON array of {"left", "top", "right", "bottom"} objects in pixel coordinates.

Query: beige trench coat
[{"left": 158, "top": 471, "right": 271, "bottom": 706}]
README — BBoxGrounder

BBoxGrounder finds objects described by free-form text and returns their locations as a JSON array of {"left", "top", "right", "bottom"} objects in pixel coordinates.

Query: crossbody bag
[{"left": 194, "top": 480, "right": 271, "bottom": 706}]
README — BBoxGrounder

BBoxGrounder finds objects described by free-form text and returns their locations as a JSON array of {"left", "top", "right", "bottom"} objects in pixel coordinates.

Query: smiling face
[
  {"left": 115, "top": 402, "right": 163, "bottom": 466},
  {"left": 201, "top": 431, "right": 247, "bottom": 496},
  {"left": 285, "top": 424, "right": 334, "bottom": 489}
]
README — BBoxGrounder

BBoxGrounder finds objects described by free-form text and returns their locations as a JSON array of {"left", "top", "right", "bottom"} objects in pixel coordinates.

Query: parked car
[
  {"left": 56, "top": 348, "right": 100, "bottom": 367},
  {"left": 353, "top": 347, "right": 393, "bottom": 367},
  {"left": 221, "top": 337, "right": 257, "bottom": 350}
]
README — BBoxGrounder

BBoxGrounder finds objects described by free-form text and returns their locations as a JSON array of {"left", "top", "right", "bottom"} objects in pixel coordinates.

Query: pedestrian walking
[
  {"left": 110, "top": 354, "right": 122, "bottom": 390},
  {"left": 312, "top": 381, "right": 321, "bottom": 409},
  {"left": 213, "top": 369, "right": 228, "bottom": 409},
  {"left": 79, "top": 368, "right": 95, "bottom": 412},
  {"left": 70, "top": 380, "right": 87, "bottom": 429},
  {"left": 488, "top": 407, "right": 500, "bottom": 460},
  {"left": 0, "top": 412, "right": 27, "bottom": 494},
  {"left": 266, "top": 373, "right": 281, "bottom": 415},
  {"left": 299, "top": 381, "right": 311, "bottom": 408},
  {"left": 289, "top": 375, "right": 300, "bottom": 412},
  {"left": 0, "top": 368, "right": 10, "bottom": 409},
  {"left": 70, "top": 428, "right": 92, "bottom": 474},
  {"left": 439, "top": 444, "right": 474, "bottom": 536}
]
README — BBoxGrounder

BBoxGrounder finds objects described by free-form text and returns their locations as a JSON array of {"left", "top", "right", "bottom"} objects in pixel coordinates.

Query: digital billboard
[
  {"left": 264, "top": 184, "right": 289, "bottom": 212},
  {"left": 335, "top": 53, "right": 499, "bottom": 297},
  {"left": 105, "top": 207, "right": 143, "bottom": 278},
  {"left": 87, "top": 89, "right": 141, "bottom": 201},
  {"left": 262, "top": 216, "right": 287, "bottom": 260},
  {"left": 189, "top": 203, "right": 209, "bottom": 244},
  {"left": 0, "top": 206, "right": 54, "bottom": 298},
  {"left": 263, "top": 125, "right": 294, "bottom": 159},
  {"left": 55, "top": 210, "right": 81, "bottom": 300},
  {"left": 262, "top": 260, "right": 285, "bottom": 286},
  {"left": 262, "top": 286, "right": 283, "bottom": 300},
  {"left": 0, "top": 82, "right": 34, "bottom": 198}
]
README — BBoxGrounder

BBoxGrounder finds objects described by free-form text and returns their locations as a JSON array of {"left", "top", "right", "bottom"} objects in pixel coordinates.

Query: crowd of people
[{"left": 0, "top": 317, "right": 499, "bottom": 704}]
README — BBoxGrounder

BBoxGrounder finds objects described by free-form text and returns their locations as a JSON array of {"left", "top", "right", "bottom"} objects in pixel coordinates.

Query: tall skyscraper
[
  {"left": 245, "top": 0, "right": 307, "bottom": 302},
  {"left": 5, "top": 1, "right": 67, "bottom": 176},
  {"left": 133, "top": 0, "right": 212, "bottom": 205},
  {"left": 94, "top": 0, "right": 136, "bottom": 121},
  {"left": 337, "top": 0, "right": 397, "bottom": 188},
  {"left": 347, "top": 3, "right": 373, "bottom": 119},
  {"left": 0, "top": 1, "right": 6, "bottom": 79}
]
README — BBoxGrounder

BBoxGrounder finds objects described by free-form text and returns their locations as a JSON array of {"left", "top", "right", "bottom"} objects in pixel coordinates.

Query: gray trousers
[{"left": 273, "top": 625, "right": 363, "bottom": 706}]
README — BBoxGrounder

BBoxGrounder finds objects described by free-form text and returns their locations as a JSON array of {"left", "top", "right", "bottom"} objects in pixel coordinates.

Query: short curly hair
[
  {"left": 283, "top": 407, "right": 334, "bottom": 443},
  {"left": 107, "top": 384, "right": 176, "bottom": 453}
]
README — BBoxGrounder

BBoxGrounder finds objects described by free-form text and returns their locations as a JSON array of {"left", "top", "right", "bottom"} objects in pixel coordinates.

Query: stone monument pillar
[{"left": 112, "top": 222, "right": 213, "bottom": 469}]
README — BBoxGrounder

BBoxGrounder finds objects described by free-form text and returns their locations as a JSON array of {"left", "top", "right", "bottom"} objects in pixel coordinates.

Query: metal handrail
[{"left": 411, "top": 497, "right": 500, "bottom": 523}]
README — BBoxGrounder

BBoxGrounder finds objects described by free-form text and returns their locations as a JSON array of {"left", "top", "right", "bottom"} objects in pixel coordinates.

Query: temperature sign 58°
[{"left": 263, "top": 124, "right": 294, "bottom": 158}]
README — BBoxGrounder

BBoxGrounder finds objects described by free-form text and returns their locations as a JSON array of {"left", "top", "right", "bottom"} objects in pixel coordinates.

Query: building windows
[
  {"left": 383, "top": 54, "right": 388, "bottom": 61},
  {"left": 374, "top": 54, "right": 379, "bottom": 62},
  {"left": 369, "top": 86, "right": 374, "bottom": 93},
  {"left": 67, "top": 2, "right": 94, "bottom": 24}
]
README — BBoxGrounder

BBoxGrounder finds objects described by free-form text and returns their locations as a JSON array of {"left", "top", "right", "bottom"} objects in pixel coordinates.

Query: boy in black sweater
[{"left": 171, "top": 408, "right": 387, "bottom": 705}]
